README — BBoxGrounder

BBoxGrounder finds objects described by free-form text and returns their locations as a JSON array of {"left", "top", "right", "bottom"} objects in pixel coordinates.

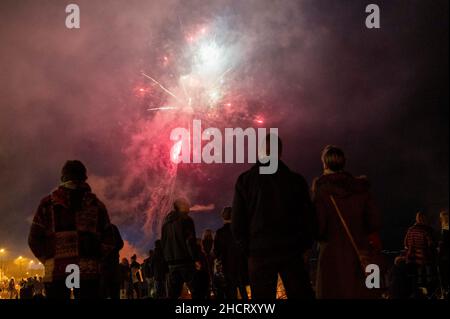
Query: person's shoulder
[
  {"left": 311, "top": 174, "right": 327, "bottom": 193},
  {"left": 353, "top": 175, "right": 371, "bottom": 189},
  {"left": 215, "top": 225, "right": 227, "bottom": 235},
  {"left": 290, "top": 169, "right": 308, "bottom": 184},
  {"left": 407, "top": 224, "right": 422, "bottom": 233},
  {"left": 178, "top": 212, "right": 193, "bottom": 224},
  {"left": 39, "top": 194, "right": 53, "bottom": 207},
  {"left": 236, "top": 166, "right": 255, "bottom": 182},
  {"left": 84, "top": 191, "right": 107, "bottom": 211}
]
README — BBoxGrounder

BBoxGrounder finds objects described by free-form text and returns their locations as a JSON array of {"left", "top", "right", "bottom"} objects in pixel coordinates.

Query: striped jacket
[
  {"left": 404, "top": 223, "right": 434, "bottom": 265},
  {"left": 28, "top": 182, "right": 115, "bottom": 282}
]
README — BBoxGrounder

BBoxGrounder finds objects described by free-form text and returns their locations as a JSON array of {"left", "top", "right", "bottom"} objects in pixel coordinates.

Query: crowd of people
[
  {"left": 0, "top": 276, "right": 45, "bottom": 299},
  {"left": 19, "top": 137, "right": 448, "bottom": 299}
]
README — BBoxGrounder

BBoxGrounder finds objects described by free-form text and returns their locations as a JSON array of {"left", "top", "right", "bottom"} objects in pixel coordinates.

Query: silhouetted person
[
  {"left": 312, "top": 145, "right": 382, "bottom": 299},
  {"left": 161, "top": 198, "right": 200, "bottom": 299},
  {"left": 388, "top": 255, "right": 411, "bottom": 299},
  {"left": 151, "top": 240, "right": 168, "bottom": 298},
  {"left": 101, "top": 223, "right": 124, "bottom": 299},
  {"left": 8, "top": 278, "right": 17, "bottom": 299},
  {"left": 438, "top": 210, "right": 449, "bottom": 297},
  {"left": 33, "top": 277, "right": 45, "bottom": 299},
  {"left": 143, "top": 249, "right": 155, "bottom": 298},
  {"left": 201, "top": 229, "right": 215, "bottom": 295},
  {"left": 404, "top": 211, "right": 435, "bottom": 297},
  {"left": 119, "top": 258, "right": 132, "bottom": 299},
  {"left": 130, "top": 254, "right": 143, "bottom": 299},
  {"left": 214, "top": 207, "right": 249, "bottom": 299},
  {"left": 193, "top": 239, "right": 210, "bottom": 299},
  {"left": 28, "top": 160, "right": 114, "bottom": 299},
  {"left": 232, "top": 135, "right": 315, "bottom": 299}
]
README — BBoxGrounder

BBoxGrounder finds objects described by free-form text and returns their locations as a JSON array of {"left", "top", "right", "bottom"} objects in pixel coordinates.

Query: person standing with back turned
[
  {"left": 232, "top": 134, "right": 316, "bottom": 299},
  {"left": 312, "top": 145, "right": 382, "bottom": 299}
]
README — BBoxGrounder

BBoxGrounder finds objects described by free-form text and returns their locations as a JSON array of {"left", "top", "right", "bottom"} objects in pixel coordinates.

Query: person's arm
[
  {"left": 28, "top": 198, "right": 49, "bottom": 263},
  {"left": 311, "top": 179, "right": 328, "bottom": 241},
  {"left": 404, "top": 229, "right": 411, "bottom": 250},
  {"left": 298, "top": 176, "right": 317, "bottom": 250},
  {"left": 184, "top": 217, "right": 199, "bottom": 261},
  {"left": 231, "top": 175, "right": 249, "bottom": 255},
  {"left": 98, "top": 200, "right": 115, "bottom": 259}
]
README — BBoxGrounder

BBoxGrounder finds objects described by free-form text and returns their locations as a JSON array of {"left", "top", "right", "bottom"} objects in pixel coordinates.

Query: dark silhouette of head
[
  {"left": 415, "top": 211, "right": 427, "bottom": 225},
  {"left": 321, "top": 145, "right": 346, "bottom": 172},
  {"left": 173, "top": 197, "right": 190, "bottom": 214},
  {"left": 221, "top": 206, "right": 232, "bottom": 222},
  {"left": 61, "top": 160, "right": 87, "bottom": 182}
]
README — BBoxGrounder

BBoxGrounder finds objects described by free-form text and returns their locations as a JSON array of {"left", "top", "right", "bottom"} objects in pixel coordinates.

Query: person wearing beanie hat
[{"left": 28, "top": 160, "right": 117, "bottom": 299}]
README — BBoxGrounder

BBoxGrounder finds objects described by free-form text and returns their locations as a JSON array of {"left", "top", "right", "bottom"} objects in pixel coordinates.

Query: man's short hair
[
  {"left": 221, "top": 207, "right": 232, "bottom": 221},
  {"left": 61, "top": 160, "right": 87, "bottom": 182},
  {"left": 173, "top": 197, "right": 190, "bottom": 211},
  {"left": 321, "top": 145, "right": 346, "bottom": 172}
]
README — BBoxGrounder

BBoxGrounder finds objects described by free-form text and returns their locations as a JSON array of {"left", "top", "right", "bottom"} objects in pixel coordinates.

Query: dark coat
[
  {"left": 161, "top": 210, "right": 199, "bottom": 267},
  {"left": 214, "top": 223, "right": 249, "bottom": 286},
  {"left": 232, "top": 161, "right": 316, "bottom": 258},
  {"left": 312, "top": 172, "right": 381, "bottom": 299},
  {"left": 151, "top": 247, "right": 168, "bottom": 281}
]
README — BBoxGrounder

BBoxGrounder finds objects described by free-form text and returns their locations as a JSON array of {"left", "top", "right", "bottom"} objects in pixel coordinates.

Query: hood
[
  {"left": 51, "top": 181, "right": 92, "bottom": 207},
  {"left": 314, "top": 172, "right": 370, "bottom": 198}
]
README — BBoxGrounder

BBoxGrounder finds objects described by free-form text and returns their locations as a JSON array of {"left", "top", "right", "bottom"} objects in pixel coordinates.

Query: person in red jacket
[
  {"left": 404, "top": 211, "right": 435, "bottom": 296},
  {"left": 312, "top": 145, "right": 382, "bottom": 299},
  {"left": 28, "top": 160, "right": 115, "bottom": 299}
]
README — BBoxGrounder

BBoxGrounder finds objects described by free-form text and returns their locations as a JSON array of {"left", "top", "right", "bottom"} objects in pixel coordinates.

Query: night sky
[{"left": 0, "top": 0, "right": 448, "bottom": 258}]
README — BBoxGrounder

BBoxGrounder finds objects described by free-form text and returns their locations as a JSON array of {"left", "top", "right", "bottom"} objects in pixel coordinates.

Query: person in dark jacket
[
  {"left": 100, "top": 223, "right": 124, "bottom": 299},
  {"left": 161, "top": 198, "right": 200, "bottom": 299},
  {"left": 201, "top": 229, "right": 215, "bottom": 295},
  {"left": 312, "top": 145, "right": 382, "bottom": 299},
  {"left": 142, "top": 249, "right": 155, "bottom": 298},
  {"left": 130, "top": 254, "right": 143, "bottom": 299},
  {"left": 192, "top": 239, "right": 211, "bottom": 299},
  {"left": 151, "top": 240, "right": 168, "bottom": 298},
  {"left": 214, "top": 207, "right": 249, "bottom": 299},
  {"left": 232, "top": 135, "right": 316, "bottom": 299},
  {"left": 28, "top": 160, "right": 115, "bottom": 299},
  {"left": 119, "top": 258, "right": 132, "bottom": 299},
  {"left": 388, "top": 255, "right": 411, "bottom": 299}
]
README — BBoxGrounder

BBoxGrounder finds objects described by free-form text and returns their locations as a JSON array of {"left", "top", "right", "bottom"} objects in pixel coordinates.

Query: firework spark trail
[
  {"left": 141, "top": 134, "right": 183, "bottom": 244},
  {"left": 141, "top": 72, "right": 184, "bottom": 103},
  {"left": 147, "top": 106, "right": 178, "bottom": 111},
  {"left": 212, "top": 67, "right": 233, "bottom": 86}
]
